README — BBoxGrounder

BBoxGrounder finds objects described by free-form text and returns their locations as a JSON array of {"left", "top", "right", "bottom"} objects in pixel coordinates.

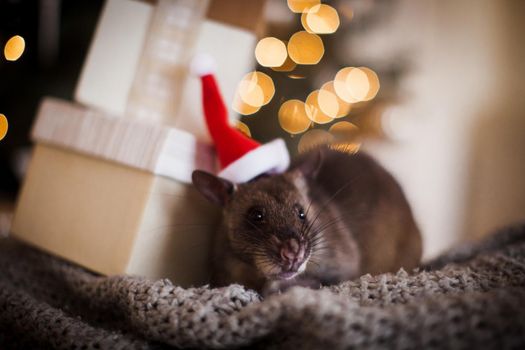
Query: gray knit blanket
[{"left": 1, "top": 225, "right": 524, "bottom": 349}]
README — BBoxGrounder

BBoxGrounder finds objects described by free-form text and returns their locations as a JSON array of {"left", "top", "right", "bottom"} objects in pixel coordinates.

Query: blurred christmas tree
[{"left": 232, "top": 0, "right": 410, "bottom": 156}]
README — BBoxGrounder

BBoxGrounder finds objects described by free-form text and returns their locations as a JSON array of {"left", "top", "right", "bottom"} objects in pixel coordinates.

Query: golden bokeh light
[
  {"left": 235, "top": 71, "right": 275, "bottom": 109},
  {"left": 321, "top": 81, "right": 352, "bottom": 118},
  {"left": 298, "top": 129, "right": 334, "bottom": 154},
  {"left": 272, "top": 55, "right": 297, "bottom": 72},
  {"left": 287, "top": 0, "right": 320, "bottom": 13},
  {"left": 287, "top": 31, "right": 324, "bottom": 65},
  {"left": 254, "top": 72, "right": 275, "bottom": 105},
  {"left": 237, "top": 78, "right": 264, "bottom": 107},
  {"left": 300, "top": 12, "right": 314, "bottom": 33},
  {"left": 232, "top": 94, "right": 260, "bottom": 115},
  {"left": 278, "top": 99, "right": 311, "bottom": 134},
  {"left": 305, "top": 90, "right": 334, "bottom": 124},
  {"left": 4, "top": 35, "right": 25, "bottom": 61},
  {"left": 236, "top": 121, "right": 251, "bottom": 137},
  {"left": 317, "top": 88, "right": 340, "bottom": 118},
  {"left": 329, "top": 121, "right": 361, "bottom": 154},
  {"left": 304, "top": 4, "right": 340, "bottom": 34},
  {"left": 255, "top": 37, "right": 288, "bottom": 67},
  {"left": 359, "top": 66, "right": 380, "bottom": 101},
  {"left": 334, "top": 67, "right": 360, "bottom": 103},
  {"left": 346, "top": 68, "right": 370, "bottom": 101},
  {"left": 0, "top": 114, "right": 8, "bottom": 141}
]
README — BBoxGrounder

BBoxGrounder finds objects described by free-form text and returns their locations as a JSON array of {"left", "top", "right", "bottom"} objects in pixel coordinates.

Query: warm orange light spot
[
  {"left": 0, "top": 114, "right": 8, "bottom": 141},
  {"left": 321, "top": 81, "right": 352, "bottom": 118},
  {"left": 346, "top": 68, "right": 370, "bottom": 101},
  {"left": 359, "top": 67, "right": 380, "bottom": 101},
  {"left": 4, "top": 35, "right": 25, "bottom": 61},
  {"left": 334, "top": 67, "right": 359, "bottom": 103},
  {"left": 329, "top": 121, "right": 361, "bottom": 153},
  {"left": 304, "top": 4, "right": 340, "bottom": 34},
  {"left": 287, "top": 0, "right": 320, "bottom": 13},
  {"left": 287, "top": 31, "right": 324, "bottom": 65},
  {"left": 272, "top": 55, "right": 297, "bottom": 72},
  {"left": 298, "top": 129, "right": 334, "bottom": 153},
  {"left": 317, "top": 89, "right": 340, "bottom": 119},
  {"left": 305, "top": 90, "right": 334, "bottom": 124},
  {"left": 278, "top": 99, "right": 311, "bottom": 134},
  {"left": 235, "top": 71, "right": 275, "bottom": 109},
  {"left": 237, "top": 77, "right": 264, "bottom": 107},
  {"left": 236, "top": 121, "right": 252, "bottom": 137},
  {"left": 232, "top": 94, "right": 260, "bottom": 116},
  {"left": 255, "top": 37, "right": 288, "bottom": 67}
]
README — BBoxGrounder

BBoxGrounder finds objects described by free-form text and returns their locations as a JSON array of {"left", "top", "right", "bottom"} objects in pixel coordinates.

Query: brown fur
[{"left": 192, "top": 147, "right": 422, "bottom": 294}]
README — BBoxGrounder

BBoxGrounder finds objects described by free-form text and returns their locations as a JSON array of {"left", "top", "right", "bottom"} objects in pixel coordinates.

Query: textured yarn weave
[{"left": 0, "top": 224, "right": 524, "bottom": 349}]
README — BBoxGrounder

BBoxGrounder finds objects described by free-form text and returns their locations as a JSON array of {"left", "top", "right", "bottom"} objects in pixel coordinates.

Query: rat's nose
[{"left": 280, "top": 238, "right": 305, "bottom": 266}]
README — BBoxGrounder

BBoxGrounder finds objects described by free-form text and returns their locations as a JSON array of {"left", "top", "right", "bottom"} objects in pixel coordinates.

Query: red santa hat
[{"left": 191, "top": 54, "right": 290, "bottom": 183}]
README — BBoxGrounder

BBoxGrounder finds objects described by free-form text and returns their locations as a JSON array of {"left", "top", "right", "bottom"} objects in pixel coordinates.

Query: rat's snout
[{"left": 279, "top": 238, "right": 306, "bottom": 271}]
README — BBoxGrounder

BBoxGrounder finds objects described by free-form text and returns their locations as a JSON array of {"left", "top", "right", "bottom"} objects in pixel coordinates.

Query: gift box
[{"left": 11, "top": 0, "right": 265, "bottom": 286}]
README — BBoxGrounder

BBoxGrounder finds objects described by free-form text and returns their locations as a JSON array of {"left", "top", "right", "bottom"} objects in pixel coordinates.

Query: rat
[{"left": 192, "top": 147, "right": 422, "bottom": 294}]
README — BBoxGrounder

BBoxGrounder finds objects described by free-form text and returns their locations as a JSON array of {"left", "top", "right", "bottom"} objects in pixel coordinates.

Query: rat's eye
[
  {"left": 297, "top": 206, "right": 306, "bottom": 221},
  {"left": 247, "top": 206, "right": 266, "bottom": 223}
]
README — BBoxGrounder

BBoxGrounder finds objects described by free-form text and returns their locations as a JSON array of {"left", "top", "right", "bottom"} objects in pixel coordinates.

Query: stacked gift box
[{"left": 11, "top": 0, "right": 265, "bottom": 287}]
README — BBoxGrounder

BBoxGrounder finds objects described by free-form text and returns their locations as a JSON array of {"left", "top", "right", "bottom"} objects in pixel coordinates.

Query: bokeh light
[
  {"left": 4, "top": 35, "right": 25, "bottom": 61},
  {"left": 329, "top": 121, "right": 361, "bottom": 154},
  {"left": 0, "top": 114, "right": 8, "bottom": 141},
  {"left": 287, "top": 31, "right": 324, "bottom": 65},
  {"left": 255, "top": 37, "right": 288, "bottom": 67},
  {"left": 298, "top": 129, "right": 334, "bottom": 153},
  {"left": 320, "top": 81, "right": 352, "bottom": 118},
  {"left": 272, "top": 54, "right": 297, "bottom": 72},
  {"left": 287, "top": 0, "right": 320, "bottom": 14},
  {"left": 233, "top": 71, "right": 275, "bottom": 115},
  {"left": 359, "top": 67, "right": 380, "bottom": 101},
  {"left": 334, "top": 67, "right": 360, "bottom": 103},
  {"left": 278, "top": 99, "right": 311, "bottom": 134},
  {"left": 346, "top": 68, "right": 370, "bottom": 101},
  {"left": 305, "top": 90, "right": 334, "bottom": 124},
  {"left": 232, "top": 94, "right": 260, "bottom": 115},
  {"left": 304, "top": 4, "right": 340, "bottom": 34},
  {"left": 237, "top": 77, "right": 264, "bottom": 107},
  {"left": 317, "top": 88, "right": 340, "bottom": 118},
  {"left": 236, "top": 121, "right": 251, "bottom": 138}
]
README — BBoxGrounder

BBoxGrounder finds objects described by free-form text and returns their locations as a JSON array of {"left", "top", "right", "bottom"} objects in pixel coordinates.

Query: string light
[
  {"left": 0, "top": 114, "right": 8, "bottom": 141},
  {"left": 278, "top": 99, "right": 311, "bottom": 134},
  {"left": 287, "top": 31, "right": 324, "bottom": 65},
  {"left": 346, "top": 68, "right": 370, "bottom": 101},
  {"left": 298, "top": 129, "right": 333, "bottom": 153},
  {"left": 359, "top": 67, "right": 380, "bottom": 101},
  {"left": 303, "top": 4, "right": 340, "bottom": 34},
  {"left": 233, "top": 71, "right": 275, "bottom": 115},
  {"left": 329, "top": 121, "right": 361, "bottom": 154},
  {"left": 287, "top": 0, "right": 320, "bottom": 14},
  {"left": 236, "top": 121, "right": 252, "bottom": 137},
  {"left": 320, "top": 81, "right": 352, "bottom": 118},
  {"left": 305, "top": 90, "right": 334, "bottom": 124},
  {"left": 255, "top": 37, "right": 288, "bottom": 67},
  {"left": 232, "top": 94, "right": 260, "bottom": 115},
  {"left": 4, "top": 35, "right": 25, "bottom": 61}
]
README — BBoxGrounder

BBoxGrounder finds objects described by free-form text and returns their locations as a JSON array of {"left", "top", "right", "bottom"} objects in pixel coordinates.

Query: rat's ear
[
  {"left": 294, "top": 148, "right": 323, "bottom": 179},
  {"left": 192, "top": 170, "right": 235, "bottom": 206}
]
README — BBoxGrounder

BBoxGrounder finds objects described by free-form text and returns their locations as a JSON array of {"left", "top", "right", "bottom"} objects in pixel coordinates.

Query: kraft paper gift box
[
  {"left": 12, "top": 99, "right": 220, "bottom": 286},
  {"left": 11, "top": 0, "right": 266, "bottom": 286}
]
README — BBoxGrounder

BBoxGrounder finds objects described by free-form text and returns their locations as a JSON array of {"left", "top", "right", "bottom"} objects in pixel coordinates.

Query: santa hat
[{"left": 191, "top": 54, "right": 290, "bottom": 183}]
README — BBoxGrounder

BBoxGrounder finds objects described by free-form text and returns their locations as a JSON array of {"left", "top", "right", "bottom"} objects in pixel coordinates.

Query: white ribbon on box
[{"left": 31, "top": 98, "right": 217, "bottom": 183}]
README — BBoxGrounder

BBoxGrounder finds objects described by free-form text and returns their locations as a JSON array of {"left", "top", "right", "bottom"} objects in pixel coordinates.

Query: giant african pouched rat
[{"left": 192, "top": 147, "right": 422, "bottom": 294}]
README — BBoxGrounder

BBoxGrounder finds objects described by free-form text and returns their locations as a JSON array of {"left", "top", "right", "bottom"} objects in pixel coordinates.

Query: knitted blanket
[{"left": 1, "top": 225, "right": 524, "bottom": 349}]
